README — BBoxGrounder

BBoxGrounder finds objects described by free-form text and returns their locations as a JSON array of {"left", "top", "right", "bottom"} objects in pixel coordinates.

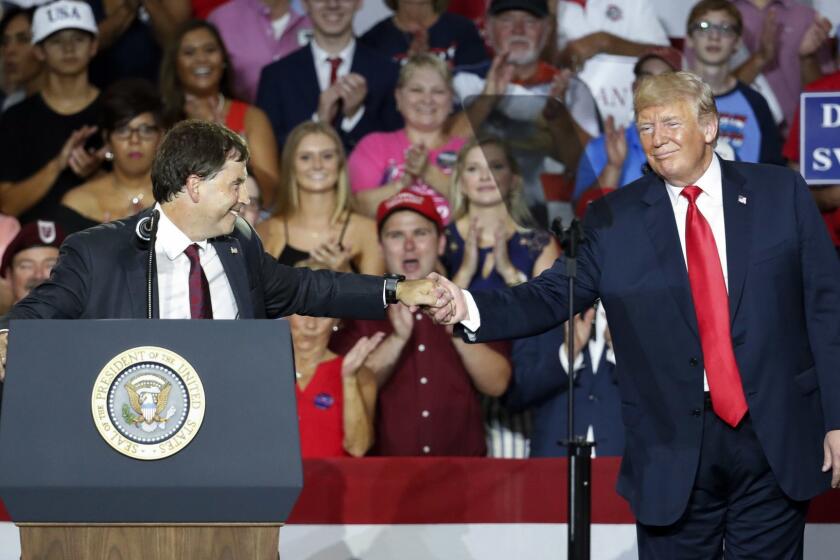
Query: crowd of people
[{"left": 0, "top": 0, "right": 837, "bottom": 461}]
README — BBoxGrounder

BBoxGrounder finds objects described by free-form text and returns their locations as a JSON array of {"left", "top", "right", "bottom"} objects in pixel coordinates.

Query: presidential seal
[{"left": 91, "top": 346, "right": 205, "bottom": 460}]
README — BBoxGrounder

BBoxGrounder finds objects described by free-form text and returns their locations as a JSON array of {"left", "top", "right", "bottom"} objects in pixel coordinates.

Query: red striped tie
[
  {"left": 185, "top": 244, "right": 213, "bottom": 319},
  {"left": 681, "top": 185, "right": 747, "bottom": 427}
]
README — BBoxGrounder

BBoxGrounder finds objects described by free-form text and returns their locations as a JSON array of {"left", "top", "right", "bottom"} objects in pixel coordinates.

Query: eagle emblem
[{"left": 124, "top": 378, "right": 177, "bottom": 433}]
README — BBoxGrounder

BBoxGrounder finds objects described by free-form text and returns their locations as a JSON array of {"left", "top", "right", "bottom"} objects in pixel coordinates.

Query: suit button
[
  {"left": 691, "top": 408, "right": 702, "bottom": 416},
  {"left": 588, "top": 394, "right": 596, "bottom": 401},
  {"left": 689, "top": 357, "right": 699, "bottom": 367}
]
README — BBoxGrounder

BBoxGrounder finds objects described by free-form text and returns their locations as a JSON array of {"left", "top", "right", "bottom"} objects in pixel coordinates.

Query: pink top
[{"left": 348, "top": 130, "right": 465, "bottom": 225}]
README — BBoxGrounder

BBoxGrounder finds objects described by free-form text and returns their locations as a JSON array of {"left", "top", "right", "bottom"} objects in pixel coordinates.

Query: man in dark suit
[
  {"left": 432, "top": 71, "right": 840, "bottom": 558},
  {"left": 503, "top": 305, "right": 625, "bottom": 457},
  {"left": 0, "top": 120, "right": 446, "bottom": 381},
  {"left": 255, "top": 0, "right": 403, "bottom": 152}
]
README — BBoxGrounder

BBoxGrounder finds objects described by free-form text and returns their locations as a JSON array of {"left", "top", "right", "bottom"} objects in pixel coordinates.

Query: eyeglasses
[
  {"left": 111, "top": 124, "right": 161, "bottom": 141},
  {"left": 689, "top": 21, "right": 740, "bottom": 38}
]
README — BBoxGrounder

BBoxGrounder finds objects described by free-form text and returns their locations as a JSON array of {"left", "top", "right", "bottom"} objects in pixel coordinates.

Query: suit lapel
[
  {"left": 213, "top": 236, "right": 253, "bottom": 319},
  {"left": 720, "top": 161, "right": 751, "bottom": 327},
  {"left": 303, "top": 45, "right": 323, "bottom": 113},
  {"left": 642, "top": 177, "right": 699, "bottom": 337}
]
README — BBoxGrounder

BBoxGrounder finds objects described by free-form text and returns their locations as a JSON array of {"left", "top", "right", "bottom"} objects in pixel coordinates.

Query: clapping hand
[
  {"left": 799, "top": 14, "right": 831, "bottom": 57},
  {"left": 338, "top": 73, "right": 368, "bottom": 119},
  {"left": 563, "top": 308, "right": 596, "bottom": 363},
  {"left": 341, "top": 331, "right": 386, "bottom": 378},
  {"left": 59, "top": 126, "right": 107, "bottom": 178},
  {"left": 604, "top": 116, "right": 627, "bottom": 168},
  {"left": 483, "top": 52, "right": 514, "bottom": 96},
  {"left": 403, "top": 143, "right": 429, "bottom": 184},
  {"left": 311, "top": 240, "right": 353, "bottom": 272},
  {"left": 452, "top": 218, "right": 481, "bottom": 288}
]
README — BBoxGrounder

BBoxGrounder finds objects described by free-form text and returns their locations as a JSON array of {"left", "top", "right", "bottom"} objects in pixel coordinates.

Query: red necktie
[
  {"left": 681, "top": 186, "right": 747, "bottom": 427},
  {"left": 327, "top": 56, "right": 342, "bottom": 86},
  {"left": 185, "top": 244, "right": 213, "bottom": 319}
]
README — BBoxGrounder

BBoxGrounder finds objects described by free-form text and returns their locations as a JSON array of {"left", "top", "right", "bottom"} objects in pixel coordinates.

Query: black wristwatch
[{"left": 384, "top": 273, "right": 405, "bottom": 305}]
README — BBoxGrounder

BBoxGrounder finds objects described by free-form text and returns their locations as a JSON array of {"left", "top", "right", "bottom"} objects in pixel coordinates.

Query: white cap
[{"left": 31, "top": 1, "right": 98, "bottom": 44}]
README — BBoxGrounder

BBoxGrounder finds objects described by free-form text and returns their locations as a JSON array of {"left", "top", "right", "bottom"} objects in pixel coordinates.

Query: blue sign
[{"left": 801, "top": 92, "right": 840, "bottom": 184}]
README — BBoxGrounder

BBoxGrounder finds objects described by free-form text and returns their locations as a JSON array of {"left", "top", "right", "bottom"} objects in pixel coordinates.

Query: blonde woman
[
  {"left": 256, "top": 122, "right": 384, "bottom": 275},
  {"left": 349, "top": 53, "right": 465, "bottom": 222},
  {"left": 443, "top": 136, "right": 560, "bottom": 459},
  {"left": 444, "top": 136, "right": 559, "bottom": 292}
]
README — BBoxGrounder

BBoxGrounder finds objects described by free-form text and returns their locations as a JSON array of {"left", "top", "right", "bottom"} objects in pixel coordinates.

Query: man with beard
[{"left": 452, "top": 0, "right": 601, "bottom": 229}]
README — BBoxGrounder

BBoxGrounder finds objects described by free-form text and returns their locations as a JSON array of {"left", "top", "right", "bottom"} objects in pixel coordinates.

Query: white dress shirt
[
  {"left": 310, "top": 39, "right": 365, "bottom": 131},
  {"left": 462, "top": 155, "right": 730, "bottom": 391},
  {"left": 155, "top": 205, "right": 239, "bottom": 320}
]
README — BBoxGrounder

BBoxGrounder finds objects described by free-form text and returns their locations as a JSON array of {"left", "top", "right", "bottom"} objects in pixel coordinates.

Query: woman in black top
[{"left": 256, "top": 122, "right": 384, "bottom": 275}]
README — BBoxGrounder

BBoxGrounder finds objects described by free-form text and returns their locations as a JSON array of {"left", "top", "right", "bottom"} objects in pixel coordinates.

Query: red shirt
[
  {"left": 332, "top": 315, "right": 509, "bottom": 456},
  {"left": 782, "top": 71, "right": 840, "bottom": 247},
  {"left": 296, "top": 355, "right": 348, "bottom": 458}
]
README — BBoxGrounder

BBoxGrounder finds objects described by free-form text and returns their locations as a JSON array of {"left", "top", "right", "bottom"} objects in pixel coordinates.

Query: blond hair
[
  {"left": 450, "top": 136, "right": 536, "bottom": 230},
  {"left": 274, "top": 122, "right": 350, "bottom": 224},
  {"left": 634, "top": 71, "right": 718, "bottom": 124},
  {"left": 397, "top": 53, "right": 454, "bottom": 92}
]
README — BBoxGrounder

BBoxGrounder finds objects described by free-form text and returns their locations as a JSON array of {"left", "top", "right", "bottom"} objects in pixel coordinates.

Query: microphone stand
[{"left": 551, "top": 218, "right": 593, "bottom": 560}]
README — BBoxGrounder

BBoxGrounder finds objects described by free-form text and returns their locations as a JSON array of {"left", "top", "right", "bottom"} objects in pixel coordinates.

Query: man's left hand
[
  {"left": 396, "top": 278, "right": 451, "bottom": 309},
  {"left": 823, "top": 430, "right": 840, "bottom": 488}
]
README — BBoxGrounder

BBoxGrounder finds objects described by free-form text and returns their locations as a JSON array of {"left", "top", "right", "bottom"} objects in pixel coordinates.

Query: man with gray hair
[
  {"left": 452, "top": 0, "right": 601, "bottom": 229},
  {"left": 433, "top": 70, "right": 840, "bottom": 558}
]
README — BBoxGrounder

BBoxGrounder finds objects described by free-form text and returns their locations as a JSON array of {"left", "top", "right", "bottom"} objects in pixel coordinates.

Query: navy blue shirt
[{"left": 360, "top": 13, "right": 487, "bottom": 67}]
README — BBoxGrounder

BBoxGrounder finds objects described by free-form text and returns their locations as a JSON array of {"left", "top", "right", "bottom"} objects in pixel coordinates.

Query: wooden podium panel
[{"left": 19, "top": 524, "right": 280, "bottom": 560}]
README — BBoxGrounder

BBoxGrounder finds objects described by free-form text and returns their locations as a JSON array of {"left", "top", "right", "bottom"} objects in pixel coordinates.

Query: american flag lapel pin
[
  {"left": 230, "top": 247, "right": 239, "bottom": 255},
  {"left": 738, "top": 195, "right": 747, "bottom": 205}
]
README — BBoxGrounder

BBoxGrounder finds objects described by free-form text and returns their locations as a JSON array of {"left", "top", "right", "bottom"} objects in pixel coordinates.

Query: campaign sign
[{"left": 801, "top": 92, "right": 840, "bottom": 185}]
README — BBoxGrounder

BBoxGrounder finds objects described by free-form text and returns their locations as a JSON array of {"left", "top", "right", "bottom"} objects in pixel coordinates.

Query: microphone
[{"left": 135, "top": 210, "right": 160, "bottom": 242}]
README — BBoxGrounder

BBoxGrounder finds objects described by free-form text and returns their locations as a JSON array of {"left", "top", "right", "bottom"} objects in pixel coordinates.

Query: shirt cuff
[
  {"left": 559, "top": 344, "right": 586, "bottom": 374},
  {"left": 382, "top": 280, "right": 387, "bottom": 308},
  {"left": 460, "top": 289, "right": 481, "bottom": 340},
  {"left": 341, "top": 106, "right": 365, "bottom": 131}
]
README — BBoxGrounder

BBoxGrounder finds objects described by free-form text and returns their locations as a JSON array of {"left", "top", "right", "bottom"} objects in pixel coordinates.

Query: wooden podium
[
  {"left": 18, "top": 524, "right": 281, "bottom": 559},
  {"left": 0, "top": 321, "right": 302, "bottom": 559}
]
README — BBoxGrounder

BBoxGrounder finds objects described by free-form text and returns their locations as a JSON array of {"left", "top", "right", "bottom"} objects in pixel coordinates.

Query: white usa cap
[{"left": 31, "top": 0, "right": 98, "bottom": 44}]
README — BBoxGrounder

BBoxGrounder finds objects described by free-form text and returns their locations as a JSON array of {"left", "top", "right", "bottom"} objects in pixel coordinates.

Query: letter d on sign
[{"left": 822, "top": 104, "right": 840, "bottom": 128}]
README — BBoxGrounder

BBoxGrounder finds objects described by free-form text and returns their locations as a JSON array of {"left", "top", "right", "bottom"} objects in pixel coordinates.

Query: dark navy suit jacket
[
  {"left": 460, "top": 160, "right": 840, "bottom": 525},
  {"left": 5, "top": 210, "right": 386, "bottom": 322},
  {"left": 503, "top": 324, "right": 624, "bottom": 457},
  {"left": 256, "top": 42, "right": 403, "bottom": 152}
]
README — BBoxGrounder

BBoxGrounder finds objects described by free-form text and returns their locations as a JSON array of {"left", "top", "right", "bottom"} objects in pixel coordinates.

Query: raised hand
[
  {"left": 341, "top": 331, "right": 386, "bottom": 378},
  {"left": 317, "top": 83, "right": 343, "bottom": 123},
  {"left": 310, "top": 240, "right": 353, "bottom": 272},
  {"left": 799, "top": 14, "right": 831, "bottom": 57},
  {"left": 757, "top": 8, "right": 779, "bottom": 66},
  {"left": 59, "top": 126, "right": 106, "bottom": 178},
  {"left": 452, "top": 218, "right": 481, "bottom": 288},
  {"left": 492, "top": 224, "right": 523, "bottom": 286},
  {"left": 403, "top": 143, "right": 429, "bottom": 182},
  {"left": 406, "top": 25, "right": 429, "bottom": 56},
  {"left": 338, "top": 73, "right": 368, "bottom": 119},
  {"left": 604, "top": 116, "right": 627, "bottom": 168},
  {"left": 483, "top": 52, "right": 514, "bottom": 96},
  {"left": 388, "top": 304, "right": 415, "bottom": 342},
  {"left": 563, "top": 307, "right": 596, "bottom": 363}
]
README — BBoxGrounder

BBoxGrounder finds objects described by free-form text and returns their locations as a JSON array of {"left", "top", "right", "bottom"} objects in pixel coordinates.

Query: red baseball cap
[
  {"left": 1, "top": 220, "right": 66, "bottom": 278},
  {"left": 376, "top": 189, "right": 445, "bottom": 232}
]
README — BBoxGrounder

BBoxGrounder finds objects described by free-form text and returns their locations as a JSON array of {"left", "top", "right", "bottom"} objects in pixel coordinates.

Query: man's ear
[
  {"left": 33, "top": 44, "right": 45, "bottom": 63},
  {"left": 185, "top": 175, "right": 202, "bottom": 203},
  {"left": 702, "top": 114, "right": 719, "bottom": 145}
]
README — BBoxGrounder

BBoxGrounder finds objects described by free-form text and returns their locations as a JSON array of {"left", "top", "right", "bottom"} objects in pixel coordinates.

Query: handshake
[{"left": 395, "top": 272, "right": 469, "bottom": 325}]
